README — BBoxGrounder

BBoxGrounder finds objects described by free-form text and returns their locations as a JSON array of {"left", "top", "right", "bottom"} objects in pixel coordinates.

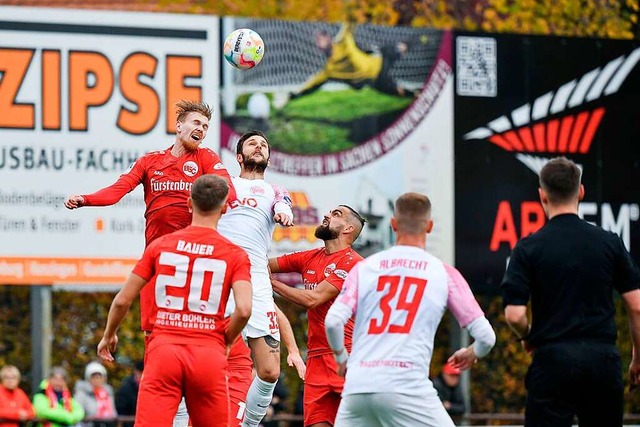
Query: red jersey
[
  {"left": 82, "top": 146, "right": 236, "bottom": 245},
  {"left": 276, "top": 247, "right": 362, "bottom": 358},
  {"left": 132, "top": 225, "right": 251, "bottom": 348},
  {"left": 82, "top": 146, "right": 235, "bottom": 332}
]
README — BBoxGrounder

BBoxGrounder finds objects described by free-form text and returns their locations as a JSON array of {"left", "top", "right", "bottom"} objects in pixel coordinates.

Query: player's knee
[{"left": 256, "top": 364, "right": 280, "bottom": 383}]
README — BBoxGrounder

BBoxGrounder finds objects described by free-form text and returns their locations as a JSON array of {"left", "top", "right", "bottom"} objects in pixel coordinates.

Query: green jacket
[{"left": 32, "top": 380, "right": 85, "bottom": 427}]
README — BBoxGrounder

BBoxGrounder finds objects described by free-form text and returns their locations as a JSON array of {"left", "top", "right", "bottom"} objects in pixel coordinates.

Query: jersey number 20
[
  {"left": 368, "top": 275, "right": 427, "bottom": 334},
  {"left": 155, "top": 252, "right": 227, "bottom": 315}
]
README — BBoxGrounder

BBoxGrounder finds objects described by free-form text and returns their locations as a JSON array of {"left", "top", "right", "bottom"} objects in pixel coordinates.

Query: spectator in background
[
  {"left": 0, "top": 365, "right": 35, "bottom": 427},
  {"left": 432, "top": 361, "right": 466, "bottom": 420},
  {"left": 32, "top": 366, "right": 84, "bottom": 427},
  {"left": 115, "top": 360, "right": 143, "bottom": 427},
  {"left": 74, "top": 361, "right": 117, "bottom": 427}
]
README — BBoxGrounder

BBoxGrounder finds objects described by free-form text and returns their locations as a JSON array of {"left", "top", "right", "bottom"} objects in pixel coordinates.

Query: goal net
[{"left": 221, "top": 17, "right": 442, "bottom": 114}]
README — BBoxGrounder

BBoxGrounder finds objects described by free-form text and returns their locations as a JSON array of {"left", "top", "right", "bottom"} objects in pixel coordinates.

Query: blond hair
[
  {"left": 176, "top": 100, "right": 213, "bottom": 122},
  {"left": 394, "top": 192, "right": 431, "bottom": 235}
]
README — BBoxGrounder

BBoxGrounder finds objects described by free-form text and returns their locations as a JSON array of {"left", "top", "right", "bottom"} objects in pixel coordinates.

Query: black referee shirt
[{"left": 501, "top": 213, "right": 640, "bottom": 348}]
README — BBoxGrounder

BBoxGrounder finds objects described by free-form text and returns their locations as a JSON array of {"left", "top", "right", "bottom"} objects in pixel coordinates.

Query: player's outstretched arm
[
  {"left": 67, "top": 156, "right": 146, "bottom": 209},
  {"left": 97, "top": 273, "right": 148, "bottom": 361},
  {"left": 271, "top": 278, "right": 339, "bottom": 310},
  {"left": 64, "top": 195, "right": 86, "bottom": 209},
  {"left": 77, "top": 176, "right": 139, "bottom": 208},
  {"left": 275, "top": 303, "right": 306, "bottom": 380},
  {"left": 226, "top": 280, "right": 252, "bottom": 346}
]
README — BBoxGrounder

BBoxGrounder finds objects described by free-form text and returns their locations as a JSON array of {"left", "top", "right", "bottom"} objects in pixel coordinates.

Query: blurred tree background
[
  {"left": 153, "top": 0, "right": 639, "bottom": 39},
  {"left": 1, "top": 0, "right": 639, "bottom": 418},
  {"left": 3, "top": 286, "right": 640, "bottom": 414}
]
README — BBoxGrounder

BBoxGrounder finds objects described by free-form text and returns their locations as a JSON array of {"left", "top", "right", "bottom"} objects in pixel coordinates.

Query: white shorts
[
  {"left": 335, "top": 392, "right": 455, "bottom": 427},
  {"left": 244, "top": 270, "right": 280, "bottom": 341}
]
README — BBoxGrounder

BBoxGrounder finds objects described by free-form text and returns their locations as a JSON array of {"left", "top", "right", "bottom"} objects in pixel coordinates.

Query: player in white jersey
[
  {"left": 217, "top": 130, "right": 295, "bottom": 427},
  {"left": 325, "top": 192, "right": 496, "bottom": 427}
]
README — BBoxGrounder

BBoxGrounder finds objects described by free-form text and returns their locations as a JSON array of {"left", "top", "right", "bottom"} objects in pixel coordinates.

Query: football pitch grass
[{"left": 231, "top": 88, "right": 414, "bottom": 154}]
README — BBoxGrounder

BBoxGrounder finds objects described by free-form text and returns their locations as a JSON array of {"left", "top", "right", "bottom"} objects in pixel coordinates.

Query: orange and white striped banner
[{"left": 0, "top": 257, "right": 137, "bottom": 285}]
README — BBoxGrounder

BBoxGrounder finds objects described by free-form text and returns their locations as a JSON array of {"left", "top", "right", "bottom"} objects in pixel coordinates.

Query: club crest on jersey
[
  {"left": 250, "top": 186, "right": 265, "bottom": 195},
  {"left": 183, "top": 161, "right": 198, "bottom": 177},
  {"left": 324, "top": 263, "right": 337, "bottom": 277}
]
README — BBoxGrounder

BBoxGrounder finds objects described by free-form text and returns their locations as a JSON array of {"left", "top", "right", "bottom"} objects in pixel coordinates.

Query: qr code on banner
[{"left": 456, "top": 36, "right": 497, "bottom": 97}]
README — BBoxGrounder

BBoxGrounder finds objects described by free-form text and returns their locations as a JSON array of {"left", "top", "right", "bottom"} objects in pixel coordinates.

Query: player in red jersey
[
  {"left": 64, "top": 100, "right": 236, "bottom": 334},
  {"left": 268, "top": 205, "right": 365, "bottom": 427},
  {"left": 97, "top": 175, "right": 252, "bottom": 427}
]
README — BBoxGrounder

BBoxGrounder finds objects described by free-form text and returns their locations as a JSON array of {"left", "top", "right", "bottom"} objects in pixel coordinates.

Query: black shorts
[{"left": 525, "top": 341, "right": 623, "bottom": 427}]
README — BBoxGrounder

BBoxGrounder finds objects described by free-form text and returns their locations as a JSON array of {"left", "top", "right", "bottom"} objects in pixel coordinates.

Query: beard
[
  {"left": 242, "top": 153, "right": 268, "bottom": 173},
  {"left": 182, "top": 139, "right": 200, "bottom": 152},
  {"left": 314, "top": 224, "right": 339, "bottom": 241}
]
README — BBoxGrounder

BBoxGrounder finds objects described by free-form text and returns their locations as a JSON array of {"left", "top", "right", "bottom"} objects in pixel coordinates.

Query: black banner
[{"left": 454, "top": 32, "right": 640, "bottom": 294}]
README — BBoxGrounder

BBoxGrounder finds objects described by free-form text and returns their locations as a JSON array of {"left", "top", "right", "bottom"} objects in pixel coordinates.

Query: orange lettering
[
  {"left": 490, "top": 201, "right": 518, "bottom": 251},
  {"left": 117, "top": 52, "right": 160, "bottom": 135},
  {"left": 0, "top": 48, "right": 35, "bottom": 129},
  {"left": 69, "top": 51, "right": 114, "bottom": 131},
  {"left": 521, "top": 201, "right": 546, "bottom": 238},
  {"left": 166, "top": 55, "right": 202, "bottom": 134},
  {"left": 42, "top": 50, "right": 61, "bottom": 130}
]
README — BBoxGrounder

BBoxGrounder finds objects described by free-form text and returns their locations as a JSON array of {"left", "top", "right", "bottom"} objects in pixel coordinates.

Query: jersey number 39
[{"left": 368, "top": 275, "right": 427, "bottom": 334}]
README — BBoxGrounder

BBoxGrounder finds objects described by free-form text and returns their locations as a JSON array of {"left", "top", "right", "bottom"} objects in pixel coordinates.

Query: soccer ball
[{"left": 223, "top": 28, "right": 265, "bottom": 70}]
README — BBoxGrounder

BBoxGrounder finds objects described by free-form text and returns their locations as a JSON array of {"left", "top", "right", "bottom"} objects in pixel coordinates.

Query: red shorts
[
  {"left": 136, "top": 339, "right": 228, "bottom": 427},
  {"left": 304, "top": 354, "right": 345, "bottom": 426}
]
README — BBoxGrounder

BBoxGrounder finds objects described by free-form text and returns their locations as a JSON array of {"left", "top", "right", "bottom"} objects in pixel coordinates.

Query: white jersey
[
  {"left": 217, "top": 176, "right": 292, "bottom": 297},
  {"left": 332, "top": 245, "right": 485, "bottom": 396}
]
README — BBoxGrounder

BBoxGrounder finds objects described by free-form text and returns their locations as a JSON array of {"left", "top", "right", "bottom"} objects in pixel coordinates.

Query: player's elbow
[
  {"left": 306, "top": 297, "right": 323, "bottom": 310},
  {"left": 622, "top": 289, "right": 640, "bottom": 317},
  {"left": 468, "top": 316, "right": 496, "bottom": 358},
  {"left": 235, "top": 300, "right": 252, "bottom": 322},
  {"left": 483, "top": 328, "right": 497, "bottom": 350},
  {"left": 112, "top": 293, "right": 132, "bottom": 311},
  {"left": 504, "top": 305, "right": 527, "bottom": 326}
]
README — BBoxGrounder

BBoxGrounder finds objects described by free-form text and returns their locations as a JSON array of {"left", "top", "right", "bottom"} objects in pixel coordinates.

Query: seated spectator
[
  {"left": 115, "top": 361, "right": 143, "bottom": 427},
  {"left": 32, "top": 366, "right": 84, "bottom": 427},
  {"left": 0, "top": 365, "right": 35, "bottom": 427},
  {"left": 74, "top": 362, "right": 117, "bottom": 427},
  {"left": 432, "top": 361, "right": 466, "bottom": 418}
]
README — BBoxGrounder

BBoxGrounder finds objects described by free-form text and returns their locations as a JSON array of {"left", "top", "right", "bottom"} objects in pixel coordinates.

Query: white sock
[
  {"left": 241, "top": 375, "right": 277, "bottom": 427},
  {"left": 173, "top": 397, "right": 190, "bottom": 427}
]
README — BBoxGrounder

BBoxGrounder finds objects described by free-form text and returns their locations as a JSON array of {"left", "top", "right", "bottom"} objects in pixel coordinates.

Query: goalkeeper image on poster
[
  {"left": 291, "top": 22, "right": 419, "bottom": 101},
  {"left": 221, "top": 18, "right": 441, "bottom": 157}
]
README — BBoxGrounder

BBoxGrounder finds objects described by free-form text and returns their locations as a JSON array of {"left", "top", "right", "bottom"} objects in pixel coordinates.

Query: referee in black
[{"left": 501, "top": 157, "right": 640, "bottom": 427}]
